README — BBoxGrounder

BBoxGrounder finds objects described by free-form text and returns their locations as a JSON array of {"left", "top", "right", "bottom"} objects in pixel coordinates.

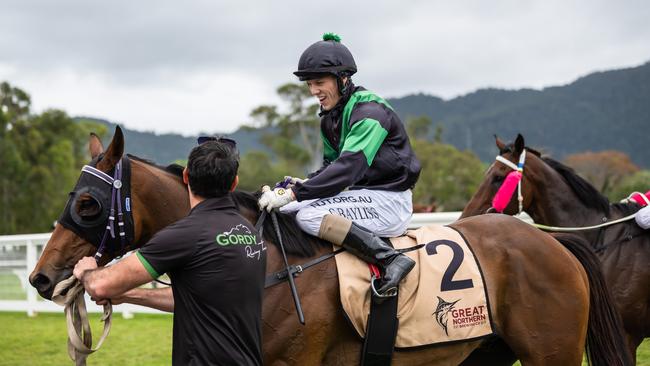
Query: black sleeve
[
  {"left": 136, "top": 219, "right": 198, "bottom": 278},
  {"left": 293, "top": 151, "right": 369, "bottom": 201},
  {"left": 306, "top": 160, "right": 331, "bottom": 179},
  {"left": 293, "top": 103, "right": 390, "bottom": 201}
]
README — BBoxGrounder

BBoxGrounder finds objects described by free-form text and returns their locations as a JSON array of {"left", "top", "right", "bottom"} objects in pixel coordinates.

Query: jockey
[{"left": 259, "top": 33, "right": 421, "bottom": 295}]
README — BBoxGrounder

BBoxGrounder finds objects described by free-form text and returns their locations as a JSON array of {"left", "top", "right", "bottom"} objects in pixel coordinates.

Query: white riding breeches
[{"left": 280, "top": 189, "right": 413, "bottom": 237}]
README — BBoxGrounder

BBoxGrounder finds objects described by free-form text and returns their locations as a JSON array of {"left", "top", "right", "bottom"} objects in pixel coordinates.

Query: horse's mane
[
  {"left": 127, "top": 155, "right": 330, "bottom": 257},
  {"left": 127, "top": 154, "right": 185, "bottom": 178},
  {"left": 540, "top": 156, "right": 639, "bottom": 216},
  {"left": 501, "top": 144, "right": 639, "bottom": 217},
  {"left": 231, "top": 191, "right": 330, "bottom": 258},
  {"left": 541, "top": 157, "right": 611, "bottom": 213}
]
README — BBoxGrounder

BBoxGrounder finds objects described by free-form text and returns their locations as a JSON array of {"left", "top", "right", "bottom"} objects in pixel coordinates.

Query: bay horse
[
  {"left": 461, "top": 133, "right": 648, "bottom": 362},
  {"left": 29, "top": 128, "right": 631, "bottom": 365}
]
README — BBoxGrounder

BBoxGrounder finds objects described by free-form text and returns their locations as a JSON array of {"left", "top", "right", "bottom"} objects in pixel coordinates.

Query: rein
[
  {"left": 532, "top": 214, "right": 637, "bottom": 232},
  {"left": 52, "top": 276, "right": 112, "bottom": 366}
]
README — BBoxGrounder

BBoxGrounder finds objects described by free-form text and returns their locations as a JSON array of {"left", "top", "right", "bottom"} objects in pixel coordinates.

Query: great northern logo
[
  {"left": 215, "top": 224, "right": 266, "bottom": 260},
  {"left": 432, "top": 296, "right": 459, "bottom": 336}
]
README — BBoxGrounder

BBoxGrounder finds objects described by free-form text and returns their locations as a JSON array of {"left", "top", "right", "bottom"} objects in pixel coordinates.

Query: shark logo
[{"left": 432, "top": 296, "right": 460, "bottom": 336}]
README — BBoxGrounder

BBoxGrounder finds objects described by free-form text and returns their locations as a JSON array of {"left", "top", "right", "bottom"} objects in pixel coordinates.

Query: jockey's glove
[
  {"left": 258, "top": 185, "right": 295, "bottom": 212},
  {"left": 275, "top": 176, "right": 307, "bottom": 189}
]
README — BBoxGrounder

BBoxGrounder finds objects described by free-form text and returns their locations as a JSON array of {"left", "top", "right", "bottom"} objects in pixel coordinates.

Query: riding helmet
[{"left": 294, "top": 33, "right": 357, "bottom": 81}]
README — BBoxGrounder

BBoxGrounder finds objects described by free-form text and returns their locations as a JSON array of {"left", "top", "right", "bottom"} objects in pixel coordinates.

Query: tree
[
  {"left": 412, "top": 141, "right": 485, "bottom": 211},
  {"left": 407, "top": 116, "right": 484, "bottom": 211},
  {"left": 247, "top": 82, "right": 321, "bottom": 173},
  {"left": 564, "top": 150, "right": 639, "bottom": 197},
  {"left": 406, "top": 115, "right": 431, "bottom": 138},
  {"left": 0, "top": 81, "right": 106, "bottom": 234},
  {"left": 608, "top": 170, "right": 650, "bottom": 202},
  {"left": 1, "top": 81, "right": 31, "bottom": 129}
]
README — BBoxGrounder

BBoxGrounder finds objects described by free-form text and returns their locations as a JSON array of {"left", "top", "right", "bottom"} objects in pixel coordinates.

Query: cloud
[{"left": 1, "top": 0, "right": 649, "bottom": 134}]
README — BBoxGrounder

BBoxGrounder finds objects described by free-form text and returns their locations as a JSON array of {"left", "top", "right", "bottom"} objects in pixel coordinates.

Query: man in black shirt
[{"left": 73, "top": 140, "right": 266, "bottom": 366}]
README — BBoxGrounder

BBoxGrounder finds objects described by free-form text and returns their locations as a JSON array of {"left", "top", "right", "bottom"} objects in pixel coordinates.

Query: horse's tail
[{"left": 551, "top": 233, "right": 632, "bottom": 366}]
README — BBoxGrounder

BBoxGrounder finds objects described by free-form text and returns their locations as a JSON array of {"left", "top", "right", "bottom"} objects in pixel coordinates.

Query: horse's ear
[
  {"left": 97, "top": 126, "right": 125, "bottom": 172},
  {"left": 495, "top": 134, "right": 506, "bottom": 151},
  {"left": 514, "top": 133, "right": 525, "bottom": 155},
  {"left": 88, "top": 133, "right": 104, "bottom": 159}
]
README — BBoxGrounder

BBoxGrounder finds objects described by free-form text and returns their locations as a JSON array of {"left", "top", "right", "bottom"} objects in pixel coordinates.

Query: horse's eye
[{"left": 75, "top": 193, "right": 102, "bottom": 218}]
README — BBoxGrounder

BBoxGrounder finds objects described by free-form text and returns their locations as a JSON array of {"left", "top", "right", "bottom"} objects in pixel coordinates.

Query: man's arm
[
  {"left": 94, "top": 287, "right": 174, "bottom": 313},
  {"left": 74, "top": 254, "right": 155, "bottom": 301}
]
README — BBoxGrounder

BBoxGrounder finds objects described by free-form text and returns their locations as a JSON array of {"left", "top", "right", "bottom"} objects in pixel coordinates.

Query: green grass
[
  {"left": 0, "top": 312, "right": 172, "bottom": 366},
  {"left": 512, "top": 339, "right": 650, "bottom": 366},
  {"left": 0, "top": 273, "right": 27, "bottom": 300},
  {"left": 0, "top": 311, "right": 647, "bottom": 365}
]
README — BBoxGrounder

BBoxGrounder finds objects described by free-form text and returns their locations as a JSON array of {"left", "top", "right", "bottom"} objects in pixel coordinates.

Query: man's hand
[
  {"left": 258, "top": 185, "right": 295, "bottom": 212},
  {"left": 73, "top": 256, "right": 97, "bottom": 280},
  {"left": 92, "top": 289, "right": 132, "bottom": 306}
]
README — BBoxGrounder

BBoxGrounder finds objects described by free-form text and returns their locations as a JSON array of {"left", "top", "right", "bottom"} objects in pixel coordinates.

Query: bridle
[
  {"left": 489, "top": 150, "right": 638, "bottom": 234},
  {"left": 82, "top": 159, "right": 129, "bottom": 260},
  {"left": 489, "top": 149, "right": 527, "bottom": 215},
  {"left": 59, "top": 155, "right": 134, "bottom": 262},
  {"left": 53, "top": 155, "right": 134, "bottom": 366}
]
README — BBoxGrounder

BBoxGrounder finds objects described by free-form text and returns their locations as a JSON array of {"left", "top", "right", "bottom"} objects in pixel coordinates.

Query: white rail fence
[{"left": 0, "top": 212, "right": 532, "bottom": 317}]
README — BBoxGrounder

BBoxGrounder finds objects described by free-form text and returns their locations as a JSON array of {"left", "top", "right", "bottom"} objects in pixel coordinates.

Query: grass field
[
  {"left": 0, "top": 273, "right": 28, "bottom": 300},
  {"left": 0, "top": 312, "right": 648, "bottom": 365}
]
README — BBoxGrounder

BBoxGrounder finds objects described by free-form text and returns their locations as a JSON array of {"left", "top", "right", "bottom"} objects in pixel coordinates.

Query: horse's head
[
  {"left": 461, "top": 133, "right": 540, "bottom": 218},
  {"left": 29, "top": 126, "right": 169, "bottom": 299}
]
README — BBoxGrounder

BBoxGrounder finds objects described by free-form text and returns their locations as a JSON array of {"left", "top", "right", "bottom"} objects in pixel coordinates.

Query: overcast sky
[{"left": 1, "top": 0, "right": 649, "bottom": 136}]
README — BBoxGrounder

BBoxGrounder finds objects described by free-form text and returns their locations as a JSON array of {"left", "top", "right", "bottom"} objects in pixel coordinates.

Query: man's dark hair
[{"left": 187, "top": 141, "right": 239, "bottom": 198}]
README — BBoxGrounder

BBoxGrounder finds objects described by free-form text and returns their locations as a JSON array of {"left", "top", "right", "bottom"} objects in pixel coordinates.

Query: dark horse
[
  {"left": 462, "top": 133, "right": 649, "bottom": 362},
  {"left": 30, "top": 128, "right": 631, "bottom": 365}
]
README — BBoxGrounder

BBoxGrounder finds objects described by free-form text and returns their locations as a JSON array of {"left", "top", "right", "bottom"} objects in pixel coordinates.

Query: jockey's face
[{"left": 306, "top": 75, "right": 347, "bottom": 111}]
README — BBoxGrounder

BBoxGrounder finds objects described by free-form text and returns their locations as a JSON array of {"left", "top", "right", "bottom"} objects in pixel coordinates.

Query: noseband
[{"left": 490, "top": 150, "right": 526, "bottom": 215}]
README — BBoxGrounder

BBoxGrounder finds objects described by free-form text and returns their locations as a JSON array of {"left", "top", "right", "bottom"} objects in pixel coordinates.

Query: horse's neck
[
  {"left": 131, "top": 161, "right": 190, "bottom": 245},
  {"left": 527, "top": 162, "right": 606, "bottom": 230}
]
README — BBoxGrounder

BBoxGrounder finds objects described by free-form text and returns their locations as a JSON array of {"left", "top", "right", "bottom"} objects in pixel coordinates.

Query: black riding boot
[{"left": 342, "top": 222, "right": 415, "bottom": 295}]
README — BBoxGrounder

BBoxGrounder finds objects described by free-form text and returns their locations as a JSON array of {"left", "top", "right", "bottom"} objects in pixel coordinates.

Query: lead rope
[{"left": 51, "top": 276, "right": 112, "bottom": 366}]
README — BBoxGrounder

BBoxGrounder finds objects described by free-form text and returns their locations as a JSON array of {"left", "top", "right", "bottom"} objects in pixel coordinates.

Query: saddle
[{"left": 335, "top": 224, "right": 494, "bottom": 349}]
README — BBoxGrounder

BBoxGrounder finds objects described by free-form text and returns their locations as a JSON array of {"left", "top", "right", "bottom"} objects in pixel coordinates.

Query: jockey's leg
[
  {"left": 294, "top": 189, "right": 414, "bottom": 295},
  {"left": 320, "top": 214, "right": 415, "bottom": 295}
]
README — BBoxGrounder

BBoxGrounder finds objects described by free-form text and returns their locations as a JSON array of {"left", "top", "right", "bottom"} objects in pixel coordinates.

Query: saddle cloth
[{"left": 335, "top": 224, "right": 494, "bottom": 348}]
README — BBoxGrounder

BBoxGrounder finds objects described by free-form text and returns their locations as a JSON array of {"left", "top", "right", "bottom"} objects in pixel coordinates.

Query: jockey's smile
[{"left": 306, "top": 75, "right": 348, "bottom": 111}]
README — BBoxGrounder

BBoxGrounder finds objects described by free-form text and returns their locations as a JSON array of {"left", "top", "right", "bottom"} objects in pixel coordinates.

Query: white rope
[
  {"left": 52, "top": 276, "right": 112, "bottom": 366},
  {"left": 531, "top": 213, "right": 636, "bottom": 232}
]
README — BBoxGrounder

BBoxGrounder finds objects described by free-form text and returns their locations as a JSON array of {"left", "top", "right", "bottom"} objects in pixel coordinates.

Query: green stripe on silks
[
  {"left": 341, "top": 118, "right": 388, "bottom": 166},
  {"left": 136, "top": 251, "right": 161, "bottom": 279},
  {"left": 322, "top": 131, "right": 339, "bottom": 161},
  {"left": 340, "top": 90, "right": 393, "bottom": 152}
]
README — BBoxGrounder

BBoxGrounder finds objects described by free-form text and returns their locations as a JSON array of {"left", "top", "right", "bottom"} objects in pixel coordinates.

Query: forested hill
[
  {"left": 80, "top": 61, "right": 650, "bottom": 167},
  {"left": 389, "top": 61, "right": 650, "bottom": 167},
  {"left": 75, "top": 117, "right": 270, "bottom": 164}
]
